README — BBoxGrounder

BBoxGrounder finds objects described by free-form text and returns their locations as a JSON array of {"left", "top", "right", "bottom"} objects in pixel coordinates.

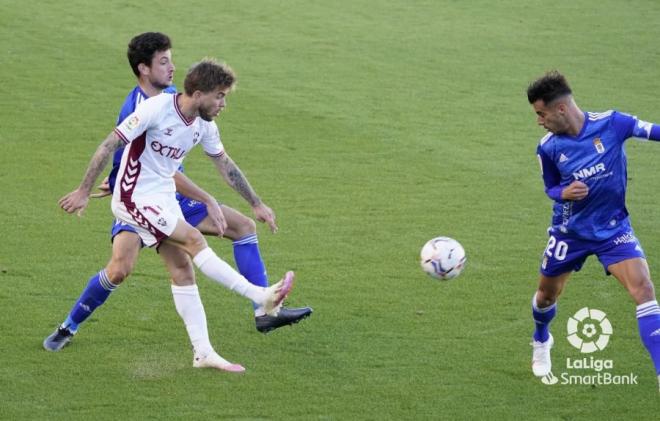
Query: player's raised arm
[
  {"left": 59, "top": 131, "right": 123, "bottom": 216},
  {"left": 628, "top": 116, "right": 660, "bottom": 141},
  {"left": 208, "top": 152, "right": 278, "bottom": 233}
]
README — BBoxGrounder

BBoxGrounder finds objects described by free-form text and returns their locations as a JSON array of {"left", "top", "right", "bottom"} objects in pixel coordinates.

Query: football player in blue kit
[
  {"left": 527, "top": 71, "right": 660, "bottom": 389},
  {"left": 44, "top": 32, "right": 311, "bottom": 360}
]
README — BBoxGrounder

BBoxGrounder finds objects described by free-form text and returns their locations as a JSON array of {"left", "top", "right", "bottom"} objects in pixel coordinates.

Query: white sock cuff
[
  {"left": 233, "top": 233, "right": 258, "bottom": 246},
  {"left": 171, "top": 284, "right": 199, "bottom": 295},
  {"left": 636, "top": 300, "right": 660, "bottom": 318},
  {"left": 532, "top": 293, "right": 556, "bottom": 313},
  {"left": 99, "top": 269, "right": 118, "bottom": 291},
  {"left": 193, "top": 247, "right": 215, "bottom": 268}
]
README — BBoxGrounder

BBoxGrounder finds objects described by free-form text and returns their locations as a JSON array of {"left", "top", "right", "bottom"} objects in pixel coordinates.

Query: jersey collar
[{"left": 173, "top": 93, "right": 196, "bottom": 126}]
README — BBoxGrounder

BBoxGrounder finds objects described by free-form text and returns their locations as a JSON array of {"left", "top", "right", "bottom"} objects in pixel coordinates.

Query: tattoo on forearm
[
  {"left": 226, "top": 162, "right": 260, "bottom": 206},
  {"left": 81, "top": 135, "right": 119, "bottom": 192}
]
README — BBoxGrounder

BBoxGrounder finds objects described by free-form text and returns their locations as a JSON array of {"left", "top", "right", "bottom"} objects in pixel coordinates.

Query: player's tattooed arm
[
  {"left": 211, "top": 152, "right": 278, "bottom": 233},
  {"left": 209, "top": 152, "right": 279, "bottom": 233},
  {"left": 210, "top": 153, "right": 262, "bottom": 207},
  {"left": 59, "top": 131, "right": 122, "bottom": 215},
  {"left": 79, "top": 131, "right": 123, "bottom": 194}
]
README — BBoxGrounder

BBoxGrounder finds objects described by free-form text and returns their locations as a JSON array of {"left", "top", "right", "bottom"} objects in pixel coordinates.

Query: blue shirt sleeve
[
  {"left": 537, "top": 145, "right": 563, "bottom": 202},
  {"left": 612, "top": 111, "right": 660, "bottom": 141},
  {"left": 631, "top": 118, "right": 660, "bottom": 141},
  {"left": 610, "top": 111, "right": 636, "bottom": 141}
]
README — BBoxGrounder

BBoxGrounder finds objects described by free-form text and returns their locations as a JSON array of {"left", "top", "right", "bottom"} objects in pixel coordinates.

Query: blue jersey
[
  {"left": 537, "top": 110, "right": 660, "bottom": 241},
  {"left": 108, "top": 85, "right": 177, "bottom": 192}
]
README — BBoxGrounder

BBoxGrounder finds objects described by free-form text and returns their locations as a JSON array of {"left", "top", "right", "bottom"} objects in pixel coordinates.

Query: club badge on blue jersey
[{"left": 593, "top": 138, "right": 605, "bottom": 153}]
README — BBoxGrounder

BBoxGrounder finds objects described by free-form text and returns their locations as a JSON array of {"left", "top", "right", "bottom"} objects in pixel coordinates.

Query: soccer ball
[{"left": 420, "top": 237, "right": 467, "bottom": 280}]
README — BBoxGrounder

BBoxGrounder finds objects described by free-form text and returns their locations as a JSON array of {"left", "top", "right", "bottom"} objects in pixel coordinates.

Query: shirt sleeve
[
  {"left": 611, "top": 111, "right": 660, "bottom": 142},
  {"left": 630, "top": 118, "right": 660, "bottom": 141},
  {"left": 116, "top": 97, "right": 135, "bottom": 126},
  {"left": 114, "top": 97, "right": 159, "bottom": 144},
  {"left": 537, "top": 145, "right": 563, "bottom": 202},
  {"left": 201, "top": 121, "right": 225, "bottom": 157}
]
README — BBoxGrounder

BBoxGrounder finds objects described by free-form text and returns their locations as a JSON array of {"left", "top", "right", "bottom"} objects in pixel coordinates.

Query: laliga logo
[
  {"left": 541, "top": 308, "right": 637, "bottom": 386},
  {"left": 541, "top": 306, "right": 612, "bottom": 385},
  {"left": 566, "top": 307, "right": 612, "bottom": 353}
]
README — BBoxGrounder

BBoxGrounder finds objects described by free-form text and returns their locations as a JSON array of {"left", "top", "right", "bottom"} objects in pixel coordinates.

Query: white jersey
[{"left": 113, "top": 93, "right": 224, "bottom": 203}]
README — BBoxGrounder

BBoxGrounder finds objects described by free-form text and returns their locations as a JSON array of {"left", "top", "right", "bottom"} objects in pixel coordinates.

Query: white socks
[
  {"left": 171, "top": 284, "right": 212, "bottom": 356},
  {"left": 193, "top": 247, "right": 266, "bottom": 305}
]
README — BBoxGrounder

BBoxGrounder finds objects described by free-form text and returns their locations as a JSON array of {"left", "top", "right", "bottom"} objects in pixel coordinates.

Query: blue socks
[
  {"left": 532, "top": 295, "right": 556, "bottom": 343},
  {"left": 233, "top": 234, "right": 269, "bottom": 288},
  {"left": 63, "top": 270, "right": 117, "bottom": 332},
  {"left": 233, "top": 234, "right": 269, "bottom": 312},
  {"left": 637, "top": 300, "right": 660, "bottom": 375}
]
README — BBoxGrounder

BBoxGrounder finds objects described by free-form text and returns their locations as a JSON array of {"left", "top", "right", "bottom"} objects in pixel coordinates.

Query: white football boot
[
  {"left": 260, "top": 271, "right": 295, "bottom": 316},
  {"left": 531, "top": 333, "right": 554, "bottom": 377},
  {"left": 193, "top": 350, "right": 245, "bottom": 373}
]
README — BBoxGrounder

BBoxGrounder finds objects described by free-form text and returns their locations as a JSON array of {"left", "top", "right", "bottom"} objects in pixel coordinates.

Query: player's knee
[
  {"left": 632, "top": 279, "right": 656, "bottom": 304},
  {"left": 185, "top": 229, "right": 208, "bottom": 254},
  {"left": 105, "top": 262, "right": 133, "bottom": 284},
  {"left": 535, "top": 290, "right": 557, "bottom": 308},
  {"left": 234, "top": 215, "right": 256, "bottom": 237}
]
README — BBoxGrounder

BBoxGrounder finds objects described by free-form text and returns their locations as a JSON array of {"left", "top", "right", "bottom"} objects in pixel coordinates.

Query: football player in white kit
[{"left": 55, "top": 59, "right": 295, "bottom": 372}]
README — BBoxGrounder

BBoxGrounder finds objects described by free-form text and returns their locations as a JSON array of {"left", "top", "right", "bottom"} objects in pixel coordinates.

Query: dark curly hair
[
  {"left": 127, "top": 32, "right": 172, "bottom": 77},
  {"left": 527, "top": 70, "right": 572, "bottom": 104}
]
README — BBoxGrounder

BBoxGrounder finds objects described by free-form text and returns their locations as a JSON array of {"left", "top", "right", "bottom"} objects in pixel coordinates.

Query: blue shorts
[
  {"left": 540, "top": 227, "right": 645, "bottom": 277},
  {"left": 110, "top": 194, "right": 211, "bottom": 240}
]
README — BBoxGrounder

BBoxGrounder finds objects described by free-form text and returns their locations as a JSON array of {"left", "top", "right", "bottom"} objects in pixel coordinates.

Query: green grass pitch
[{"left": 2, "top": 0, "right": 660, "bottom": 419}]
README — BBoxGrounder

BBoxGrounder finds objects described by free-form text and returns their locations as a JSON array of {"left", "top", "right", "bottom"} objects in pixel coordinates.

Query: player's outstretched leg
[
  {"left": 232, "top": 234, "right": 313, "bottom": 332},
  {"left": 192, "top": 247, "right": 294, "bottom": 314},
  {"left": 531, "top": 294, "right": 556, "bottom": 377},
  {"left": 43, "top": 269, "right": 118, "bottom": 351},
  {"left": 636, "top": 300, "right": 660, "bottom": 391}
]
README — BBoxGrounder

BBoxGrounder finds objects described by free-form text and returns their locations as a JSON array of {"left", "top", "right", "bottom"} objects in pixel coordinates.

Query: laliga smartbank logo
[
  {"left": 541, "top": 307, "right": 638, "bottom": 386},
  {"left": 566, "top": 307, "right": 612, "bottom": 353}
]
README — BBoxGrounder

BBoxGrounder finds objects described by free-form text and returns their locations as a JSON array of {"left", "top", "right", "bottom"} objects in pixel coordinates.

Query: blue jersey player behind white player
[
  {"left": 527, "top": 71, "right": 660, "bottom": 390},
  {"left": 49, "top": 57, "right": 300, "bottom": 372},
  {"left": 44, "top": 33, "right": 310, "bottom": 370}
]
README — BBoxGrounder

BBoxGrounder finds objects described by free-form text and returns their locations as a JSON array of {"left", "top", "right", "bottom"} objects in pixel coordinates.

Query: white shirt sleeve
[
  {"left": 201, "top": 121, "right": 225, "bottom": 157},
  {"left": 114, "top": 95, "right": 163, "bottom": 144}
]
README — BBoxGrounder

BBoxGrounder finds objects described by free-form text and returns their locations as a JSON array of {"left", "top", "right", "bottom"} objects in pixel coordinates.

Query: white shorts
[{"left": 111, "top": 194, "right": 183, "bottom": 247}]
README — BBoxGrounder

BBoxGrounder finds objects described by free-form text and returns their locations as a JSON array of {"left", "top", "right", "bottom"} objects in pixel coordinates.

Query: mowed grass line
[{"left": 2, "top": 0, "right": 660, "bottom": 419}]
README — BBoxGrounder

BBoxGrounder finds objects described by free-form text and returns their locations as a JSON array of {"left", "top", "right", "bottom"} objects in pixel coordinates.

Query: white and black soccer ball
[{"left": 420, "top": 236, "right": 467, "bottom": 280}]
